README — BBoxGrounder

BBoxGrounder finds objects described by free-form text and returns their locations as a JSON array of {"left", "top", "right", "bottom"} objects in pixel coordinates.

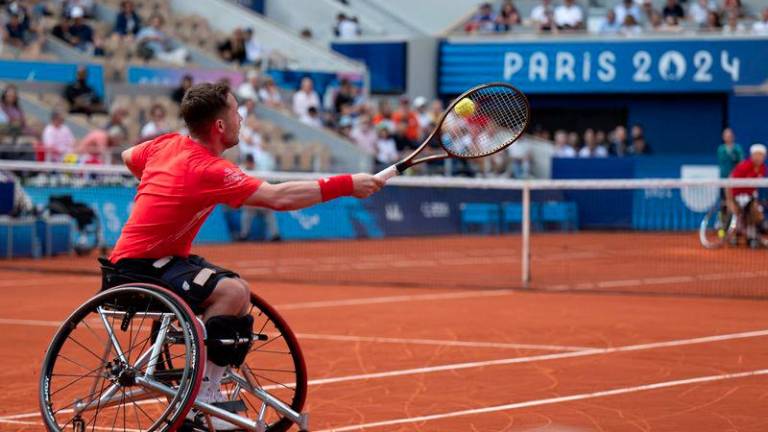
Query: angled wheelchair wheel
[
  {"left": 700, "top": 206, "right": 736, "bottom": 249},
  {"left": 215, "top": 292, "right": 308, "bottom": 432},
  {"left": 40, "top": 284, "right": 205, "bottom": 432}
]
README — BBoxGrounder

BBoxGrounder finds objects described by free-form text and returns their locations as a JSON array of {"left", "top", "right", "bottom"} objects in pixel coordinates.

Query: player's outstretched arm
[{"left": 244, "top": 173, "right": 384, "bottom": 211}]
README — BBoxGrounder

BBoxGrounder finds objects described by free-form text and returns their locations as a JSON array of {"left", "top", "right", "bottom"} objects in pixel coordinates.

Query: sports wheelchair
[
  {"left": 700, "top": 196, "right": 768, "bottom": 249},
  {"left": 39, "top": 263, "right": 309, "bottom": 431}
]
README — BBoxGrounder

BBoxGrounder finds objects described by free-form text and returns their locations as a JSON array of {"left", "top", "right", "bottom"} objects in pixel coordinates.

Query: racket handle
[{"left": 375, "top": 165, "right": 399, "bottom": 182}]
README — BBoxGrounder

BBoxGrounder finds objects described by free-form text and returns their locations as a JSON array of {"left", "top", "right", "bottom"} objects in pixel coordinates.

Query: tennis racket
[{"left": 375, "top": 82, "right": 530, "bottom": 181}]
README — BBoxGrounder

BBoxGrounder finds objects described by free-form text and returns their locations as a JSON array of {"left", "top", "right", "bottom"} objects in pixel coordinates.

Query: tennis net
[{"left": 0, "top": 160, "right": 766, "bottom": 299}]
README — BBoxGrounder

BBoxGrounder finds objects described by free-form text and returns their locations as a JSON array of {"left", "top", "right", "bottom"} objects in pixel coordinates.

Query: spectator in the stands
[
  {"left": 140, "top": 104, "right": 170, "bottom": 139},
  {"left": 608, "top": 125, "right": 627, "bottom": 156},
  {"left": 171, "top": 74, "right": 193, "bottom": 106},
  {"left": 63, "top": 0, "right": 95, "bottom": 18},
  {"left": 703, "top": 10, "right": 722, "bottom": 30},
  {"left": 578, "top": 129, "right": 608, "bottom": 158},
  {"left": 259, "top": 77, "right": 283, "bottom": 109},
  {"left": 614, "top": 0, "right": 642, "bottom": 27},
  {"left": 333, "top": 79, "right": 357, "bottom": 115},
  {"left": 722, "top": 12, "right": 746, "bottom": 34},
  {"left": 554, "top": 0, "right": 584, "bottom": 30},
  {"left": 237, "top": 70, "right": 261, "bottom": 102},
  {"left": 1, "top": 84, "right": 31, "bottom": 136},
  {"left": 465, "top": 3, "right": 497, "bottom": 33},
  {"left": 238, "top": 115, "right": 270, "bottom": 168},
  {"left": 67, "top": 6, "right": 94, "bottom": 53},
  {"left": 334, "top": 13, "right": 361, "bottom": 39},
  {"left": 375, "top": 124, "right": 398, "bottom": 169},
  {"left": 392, "top": 96, "right": 420, "bottom": 142},
  {"left": 64, "top": 66, "right": 105, "bottom": 115},
  {"left": 531, "top": 0, "right": 555, "bottom": 31},
  {"left": 292, "top": 77, "right": 320, "bottom": 123},
  {"left": 136, "top": 14, "right": 188, "bottom": 65},
  {"left": 373, "top": 99, "right": 394, "bottom": 131},
  {"left": 723, "top": 0, "right": 743, "bottom": 18},
  {"left": 753, "top": 7, "right": 768, "bottom": 34},
  {"left": 114, "top": 0, "right": 141, "bottom": 39},
  {"left": 621, "top": 14, "right": 643, "bottom": 34},
  {"left": 689, "top": 0, "right": 713, "bottom": 26},
  {"left": 427, "top": 100, "right": 443, "bottom": 125},
  {"left": 4, "top": 13, "right": 31, "bottom": 47},
  {"left": 299, "top": 28, "right": 313, "bottom": 40},
  {"left": 219, "top": 28, "right": 248, "bottom": 65},
  {"left": 104, "top": 104, "right": 129, "bottom": 146},
  {"left": 238, "top": 98, "right": 257, "bottom": 121},
  {"left": 351, "top": 115, "right": 377, "bottom": 156},
  {"left": 412, "top": 97, "right": 431, "bottom": 134},
  {"left": 496, "top": 1, "right": 522, "bottom": 31},
  {"left": 599, "top": 10, "right": 622, "bottom": 33},
  {"left": 76, "top": 129, "right": 109, "bottom": 164},
  {"left": 301, "top": 106, "right": 323, "bottom": 128},
  {"left": 42, "top": 111, "right": 75, "bottom": 162},
  {"left": 628, "top": 137, "right": 652, "bottom": 155},
  {"left": 243, "top": 28, "right": 266, "bottom": 66},
  {"left": 662, "top": 0, "right": 685, "bottom": 20},
  {"left": 553, "top": 130, "right": 576, "bottom": 157},
  {"left": 392, "top": 119, "right": 416, "bottom": 155}
]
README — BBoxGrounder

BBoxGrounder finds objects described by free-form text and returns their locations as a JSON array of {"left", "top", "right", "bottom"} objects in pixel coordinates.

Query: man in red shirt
[
  {"left": 727, "top": 143, "right": 766, "bottom": 248},
  {"left": 103, "top": 83, "right": 383, "bottom": 428}
]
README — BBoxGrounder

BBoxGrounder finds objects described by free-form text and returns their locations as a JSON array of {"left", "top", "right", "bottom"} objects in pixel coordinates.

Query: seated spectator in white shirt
[
  {"left": 689, "top": 0, "right": 713, "bottom": 26},
  {"left": 292, "top": 77, "right": 320, "bottom": 122},
  {"left": 375, "top": 125, "right": 399, "bottom": 168},
  {"left": 243, "top": 28, "right": 267, "bottom": 66},
  {"left": 259, "top": 77, "right": 283, "bottom": 109},
  {"left": 334, "top": 13, "right": 361, "bottom": 38},
  {"left": 350, "top": 115, "right": 377, "bottom": 156},
  {"left": 553, "top": 130, "right": 576, "bottom": 158},
  {"left": 614, "top": 0, "right": 642, "bottom": 26},
  {"left": 722, "top": 12, "right": 746, "bottom": 34},
  {"left": 300, "top": 106, "right": 323, "bottom": 128},
  {"left": 238, "top": 98, "right": 257, "bottom": 121},
  {"left": 578, "top": 129, "right": 608, "bottom": 158},
  {"left": 42, "top": 111, "right": 75, "bottom": 162},
  {"left": 554, "top": 0, "right": 584, "bottom": 30},
  {"left": 140, "top": 103, "right": 171, "bottom": 139},
  {"left": 752, "top": 7, "right": 768, "bottom": 34},
  {"left": 237, "top": 70, "right": 261, "bottom": 102},
  {"left": 530, "top": 0, "right": 556, "bottom": 31},
  {"left": 599, "top": 9, "right": 622, "bottom": 33}
]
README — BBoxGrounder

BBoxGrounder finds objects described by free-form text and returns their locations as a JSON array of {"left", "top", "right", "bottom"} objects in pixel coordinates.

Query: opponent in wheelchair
[
  {"left": 39, "top": 82, "right": 383, "bottom": 431},
  {"left": 725, "top": 143, "right": 767, "bottom": 249}
]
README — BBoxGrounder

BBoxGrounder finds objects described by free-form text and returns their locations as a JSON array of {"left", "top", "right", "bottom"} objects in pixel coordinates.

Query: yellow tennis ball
[{"left": 454, "top": 98, "right": 475, "bottom": 117}]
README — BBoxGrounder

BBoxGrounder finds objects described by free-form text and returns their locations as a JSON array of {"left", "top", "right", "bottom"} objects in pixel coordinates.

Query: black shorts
[{"left": 101, "top": 255, "right": 239, "bottom": 314}]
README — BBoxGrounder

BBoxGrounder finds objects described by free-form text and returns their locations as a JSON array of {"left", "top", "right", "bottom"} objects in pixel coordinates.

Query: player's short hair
[{"left": 180, "top": 82, "right": 231, "bottom": 138}]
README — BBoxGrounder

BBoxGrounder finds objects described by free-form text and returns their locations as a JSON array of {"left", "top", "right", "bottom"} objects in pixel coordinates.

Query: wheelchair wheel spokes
[
  {"left": 700, "top": 206, "right": 736, "bottom": 249},
  {"left": 218, "top": 292, "right": 308, "bottom": 432},
  {"left": 40, "top": 286, "right": 204, "bottom": 432}
]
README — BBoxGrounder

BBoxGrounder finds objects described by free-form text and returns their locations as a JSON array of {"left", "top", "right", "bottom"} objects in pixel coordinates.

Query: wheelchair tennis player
[
  {"left": 102, "top": 82, "right": 383, "bottom": 429},
  {"left": 726, "top": 143, "right": 766, "bottom": 248}
]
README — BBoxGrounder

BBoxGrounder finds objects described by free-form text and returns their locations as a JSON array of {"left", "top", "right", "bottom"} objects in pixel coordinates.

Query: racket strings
[{"left": 441, "top": 85, "right": 529, "bottom": 159}]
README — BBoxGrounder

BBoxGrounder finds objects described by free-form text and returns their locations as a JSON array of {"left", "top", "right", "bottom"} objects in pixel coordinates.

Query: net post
[{"left": 521, "top": 183, "right": 531, "bottom": 288}]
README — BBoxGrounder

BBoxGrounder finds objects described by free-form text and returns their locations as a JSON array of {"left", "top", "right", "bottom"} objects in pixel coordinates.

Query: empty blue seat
[
  {"left": 501, "top": 202, "right": 541, "bottom": 232},
  {"left": 540, "top": 201, "right": 579, "bottom": 231},
  {"left": 460, "top": 203, "right": 501, "bottom": 234}
]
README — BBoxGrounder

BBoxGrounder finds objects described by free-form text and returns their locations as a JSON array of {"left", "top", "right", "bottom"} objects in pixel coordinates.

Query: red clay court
[{"left": 0, "top": 233, "right": 767, "bottom": 431}]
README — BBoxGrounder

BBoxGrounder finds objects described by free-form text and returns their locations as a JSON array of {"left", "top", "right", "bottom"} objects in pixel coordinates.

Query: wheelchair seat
[{"left": 98, "top": 257, "right": 177, "bottom": 312}]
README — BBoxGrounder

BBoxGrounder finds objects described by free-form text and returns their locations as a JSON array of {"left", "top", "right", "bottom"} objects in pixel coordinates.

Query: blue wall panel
[{"left": 331, "top": 41, "right": 407, "bottom": 94}]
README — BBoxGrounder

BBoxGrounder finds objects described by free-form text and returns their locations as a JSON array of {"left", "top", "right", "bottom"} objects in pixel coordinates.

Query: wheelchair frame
[{"left": 39, "top": 283, "right": 309, "bottom": 432}]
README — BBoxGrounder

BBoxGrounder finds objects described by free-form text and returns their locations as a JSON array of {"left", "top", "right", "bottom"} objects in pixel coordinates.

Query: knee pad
[{"left": 205, "top": 315, "right": 254, "bottom": 367}]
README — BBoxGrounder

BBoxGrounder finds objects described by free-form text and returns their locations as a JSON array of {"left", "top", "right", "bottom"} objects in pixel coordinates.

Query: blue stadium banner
[
  {"left": 440, "top": 38, "right": 768, "bottom": 94},
  {"left": 0, "top": 60, "right": 105, "bottom": 96}
]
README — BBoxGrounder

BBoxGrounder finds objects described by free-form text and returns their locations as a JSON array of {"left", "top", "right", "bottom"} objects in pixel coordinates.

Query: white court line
[
  {"left": 303, "top": 328, "right": 768, "bottom": 387},
  {"left": 0, "top": 318, "right": 587, "bottom": 352},
  {"left": 275, "top": 289, "right": 515, "bottom": 310},
  {"left": 318, "top": 368, "right": 768, "bottom": 431},
  {"left": 293, "top": 333, "right": 589, "bottom": 352},
  {"left": 5, "top": 329, "right": 768, "bottom": 423}
]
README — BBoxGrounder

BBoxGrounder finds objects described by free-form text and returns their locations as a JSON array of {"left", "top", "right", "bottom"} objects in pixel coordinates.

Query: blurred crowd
[
  {"left": 537, "top": 124, "right": 653, "bottom": 158},
  {"left": 464, "top": 0, "right": 768, "bottom": 34}
]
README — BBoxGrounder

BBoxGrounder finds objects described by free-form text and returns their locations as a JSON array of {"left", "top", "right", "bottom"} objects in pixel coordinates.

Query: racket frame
[{"left": 377, "top": 82, "right": 530, "bottom": 180}]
